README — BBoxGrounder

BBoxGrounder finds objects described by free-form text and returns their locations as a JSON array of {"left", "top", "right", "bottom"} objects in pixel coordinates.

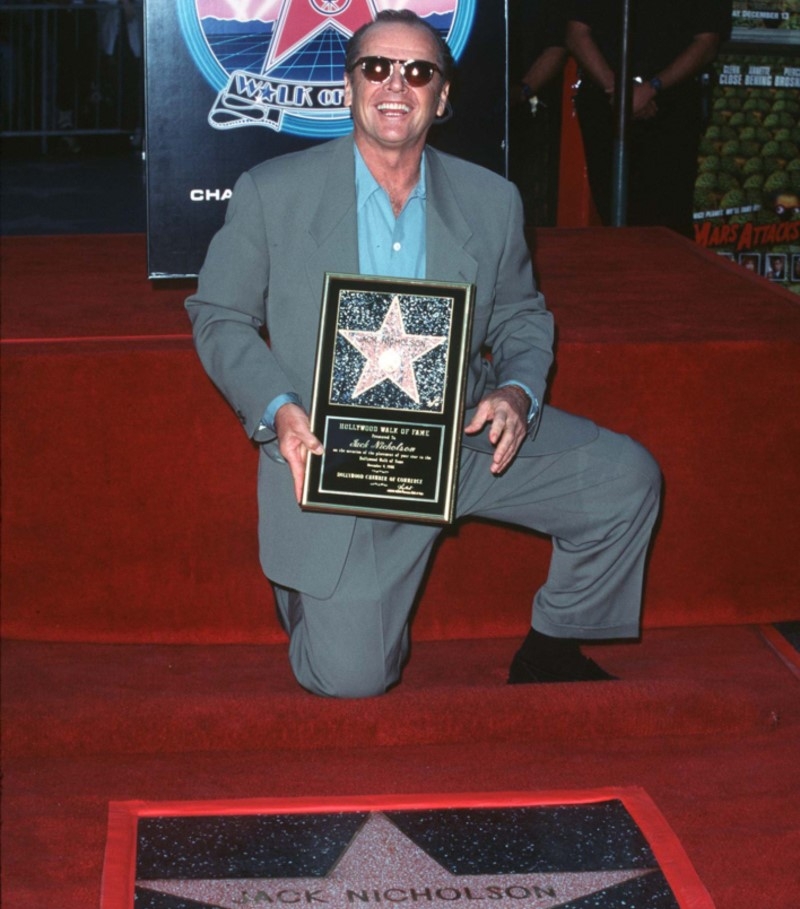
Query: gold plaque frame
[{"left": 301, "top": 273, "right": 475, "bottom": 524}]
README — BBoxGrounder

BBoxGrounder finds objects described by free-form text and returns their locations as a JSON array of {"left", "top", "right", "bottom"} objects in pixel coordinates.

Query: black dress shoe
[{"left": 507, "top": 650, "right": 618, "bottom": 684}]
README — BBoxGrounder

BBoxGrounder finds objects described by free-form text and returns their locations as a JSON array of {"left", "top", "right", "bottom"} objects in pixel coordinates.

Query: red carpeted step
[
  {"left": 3, "top": 230, "right": 800, "bottom": 644},
  {"left": 4, "top": 628, "right": 797, "bottom": 759}
]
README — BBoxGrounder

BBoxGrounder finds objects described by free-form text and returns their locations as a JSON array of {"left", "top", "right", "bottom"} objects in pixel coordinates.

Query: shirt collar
[{"left": 354, "top": 144, "right": 427, "bottom": 213}]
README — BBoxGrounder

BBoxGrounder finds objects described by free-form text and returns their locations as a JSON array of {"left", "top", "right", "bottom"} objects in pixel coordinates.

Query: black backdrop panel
[{"left": 145, "top": 1, "right": 507, "bottom": 279}]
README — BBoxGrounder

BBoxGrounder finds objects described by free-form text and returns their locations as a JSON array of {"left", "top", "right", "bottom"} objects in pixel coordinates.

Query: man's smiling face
[{"left": 344, "top": 21, "right": 450, "bottom": 158}]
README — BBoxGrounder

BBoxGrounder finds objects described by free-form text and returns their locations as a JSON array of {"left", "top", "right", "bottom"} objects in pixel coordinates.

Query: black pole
[{"left": 610, "top": 0, "right": 632, "bottom": 226}]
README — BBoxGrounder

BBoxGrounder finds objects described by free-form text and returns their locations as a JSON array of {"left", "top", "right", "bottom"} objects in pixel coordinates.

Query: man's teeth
[{"left": 378, "top": 102, "right": 410, "bottom": 112}]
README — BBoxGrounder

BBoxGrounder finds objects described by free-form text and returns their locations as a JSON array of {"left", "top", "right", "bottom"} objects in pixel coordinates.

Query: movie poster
[
  {"left": 145, "top": 1, "right": 507, "bottom": 279},
  {"left": 693, "top": 2, "right": 800, "bottom": 293},
  {"left": 731, "top": 0, "right": 800, "bottom": 38}
]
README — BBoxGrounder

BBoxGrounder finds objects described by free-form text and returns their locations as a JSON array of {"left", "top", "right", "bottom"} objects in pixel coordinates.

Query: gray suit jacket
[{"left": 187, "top": 136, "right": 596, "bottom": 597}]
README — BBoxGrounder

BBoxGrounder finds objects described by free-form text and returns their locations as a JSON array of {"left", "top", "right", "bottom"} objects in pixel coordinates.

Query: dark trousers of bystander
[{"left": 575, "top": 82, "right": 703, "bottom": 236}]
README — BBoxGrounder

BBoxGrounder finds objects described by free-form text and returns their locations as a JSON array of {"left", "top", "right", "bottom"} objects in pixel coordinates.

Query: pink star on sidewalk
[{"left": 138, "top": 813, "right": 652, "bottom": 909}]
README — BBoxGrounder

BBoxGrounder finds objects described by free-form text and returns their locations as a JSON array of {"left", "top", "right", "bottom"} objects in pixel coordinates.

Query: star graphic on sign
[
  {"left": 340, "top": 296, "right": 447, "bottom": 404},
  {"left": 266, "top": 0, "right": 377, "bottom": 69},
  {"left": 136, "top": 812, "right": 655, "bottom": 909}
]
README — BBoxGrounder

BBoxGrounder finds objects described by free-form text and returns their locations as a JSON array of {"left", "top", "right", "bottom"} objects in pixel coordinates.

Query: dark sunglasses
[{"left": 349, "top": 56, "right": 443, "bottom": 88}]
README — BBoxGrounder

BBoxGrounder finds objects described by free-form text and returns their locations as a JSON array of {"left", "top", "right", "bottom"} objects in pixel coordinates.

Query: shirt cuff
[
  {"left": 258, "top": 392, "right": 302, "bottom": 434},
  {"left": 498, "top": 380, "right": 540, "bottom": 427}
]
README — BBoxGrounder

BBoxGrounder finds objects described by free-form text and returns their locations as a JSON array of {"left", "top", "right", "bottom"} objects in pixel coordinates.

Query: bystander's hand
[{"left": 631, "top": 81, "right": 658, "bottom": 119}]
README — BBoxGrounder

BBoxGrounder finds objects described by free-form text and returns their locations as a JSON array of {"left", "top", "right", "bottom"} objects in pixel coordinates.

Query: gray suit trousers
[{"left": 273, "top": 426, "right": 661, "bottom": 698}]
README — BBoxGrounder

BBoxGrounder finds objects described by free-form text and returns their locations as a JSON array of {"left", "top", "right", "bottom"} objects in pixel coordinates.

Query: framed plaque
[{"left": 302, "top": 274, "right": 475, "bottom": 524}]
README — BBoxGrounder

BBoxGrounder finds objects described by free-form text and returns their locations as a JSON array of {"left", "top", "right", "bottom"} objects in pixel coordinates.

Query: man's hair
[{"left": 345, "top": 10, "right": 454, "bottom": 83}]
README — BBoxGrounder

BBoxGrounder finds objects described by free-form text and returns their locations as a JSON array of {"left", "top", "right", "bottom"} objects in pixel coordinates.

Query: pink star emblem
[
  {"left": 267, "top": 0, "right": 377, "bottom": 69},
  {"left": 340, "top": 296, "right": 447, "bottom": 404},
  {"left": 137, "top": 813, "right": 653, "bottom": 909}
]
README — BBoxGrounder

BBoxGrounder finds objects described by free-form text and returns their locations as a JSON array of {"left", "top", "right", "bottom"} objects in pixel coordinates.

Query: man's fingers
[
  {"left": 464, "top": 389, "right": 528, "bottom": 473},
  {"left": 284, "top": 436, "right": 324, "bottom": 503},
  {"left": 464, "top": 402, "right": 491, "bottom": 435},
  {"left": 300, "top": 433, "right": 324, "bottom": 456},
  {"left": 288, "top": 454, "right": 306, "bottom": 503},
  {"left": 490, "top": 421, "right": 524, "bottom": 474},
  {"left": 274, "top": 402, "right": 323, "bottom": 501},
  {"left": 488, "top": 409, "right": 507, "bottom": 444}
]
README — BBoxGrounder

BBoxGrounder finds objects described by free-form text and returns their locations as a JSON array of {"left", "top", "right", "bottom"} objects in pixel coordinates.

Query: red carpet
[
  {"left": 2, "top": 230, "right": 799, "bottom": 643},
  {"left": 4, "top": 626, "right": 800, "bottom": 907},
  {"left": 2, "top": 228, "right": 799, "bottom": 909},
  {"left": 101, "top": 790, "right": 715, "bottom": 909},
  {"left": 2, "top": 628, "right": 794, "bottom": 758},
  {"left": 760, "top": 624, "right": 800, "bottom": 680}
]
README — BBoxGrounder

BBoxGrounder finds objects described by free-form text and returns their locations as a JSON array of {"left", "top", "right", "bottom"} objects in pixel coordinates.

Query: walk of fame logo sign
[{"left": 176, "top": 0, "right": 476, "bottom": 137}]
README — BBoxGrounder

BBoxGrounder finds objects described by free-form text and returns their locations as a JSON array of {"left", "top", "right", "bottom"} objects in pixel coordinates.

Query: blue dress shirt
[{"left": 259, "top": 146, "right": 537, "bottom": 433}]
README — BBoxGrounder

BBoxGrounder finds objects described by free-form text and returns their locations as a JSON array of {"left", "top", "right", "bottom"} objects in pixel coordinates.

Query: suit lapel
[
  {"left": 301, "top": 140, "right": 479, "bottom": 289},
  {"left": 425, "top": 147, "right": 479, "bottom": 285},
  {"left": 305, "top": 136, "right": 359, "bottom": 293}
]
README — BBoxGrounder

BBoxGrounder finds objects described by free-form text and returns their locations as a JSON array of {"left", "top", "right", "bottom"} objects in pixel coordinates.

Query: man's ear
[
  {"left": 343, "top": 74, "right": 353, "bottom": 108},
  {"left": 437, "top": 82, "right": 451, "bottom": 117}
]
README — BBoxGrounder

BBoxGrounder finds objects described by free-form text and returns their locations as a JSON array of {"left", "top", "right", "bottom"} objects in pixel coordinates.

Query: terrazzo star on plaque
[{"left": 339, "top": 296, "right": 448, "bottom": 404}]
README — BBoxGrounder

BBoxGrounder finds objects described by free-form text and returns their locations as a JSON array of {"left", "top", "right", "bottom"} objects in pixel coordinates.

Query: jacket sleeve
[
  {"left": 482, "top": 182, "right": 554, "bottom": 420},
  {"left": 185, "top": 170, "right": 295, "bottom": 440}
]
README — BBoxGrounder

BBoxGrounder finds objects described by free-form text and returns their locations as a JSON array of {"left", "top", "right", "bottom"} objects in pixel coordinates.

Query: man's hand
[
  {"left": 464, "top": 386, "right": 530, "bottom": 475},
  {"left": 274, "top": 403, "right": 323, "bottom": 503},
  {"left": 632, "top": 81, "right": 658, "bottom": 119}
]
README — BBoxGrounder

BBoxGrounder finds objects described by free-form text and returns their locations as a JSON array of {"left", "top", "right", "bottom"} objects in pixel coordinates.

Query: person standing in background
[
  {"left": 508, "top": 0, "right": 569, "bottom": 227},
  {"left": 566, "top": 0, "right": 732, "bottom": 236}
]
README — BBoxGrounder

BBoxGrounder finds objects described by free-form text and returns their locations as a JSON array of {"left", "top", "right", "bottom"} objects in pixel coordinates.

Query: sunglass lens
[
  {"left": 358, "top": 57, "right": 437, "bottom": 87},
  {"left": 404, "top": 61, "right": 435, "bottom": 87},
  {"left": 362, "top": 57, "right": 391, "bottom": 82}
]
